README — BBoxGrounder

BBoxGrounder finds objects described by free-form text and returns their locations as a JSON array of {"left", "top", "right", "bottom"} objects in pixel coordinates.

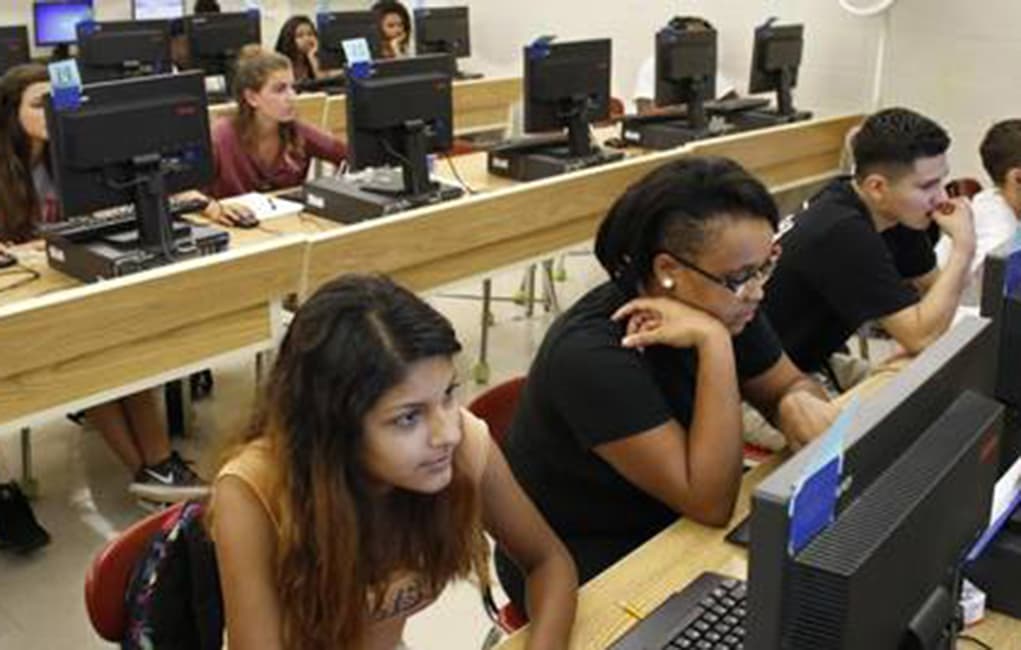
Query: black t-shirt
[
  {"left": 762, "top": 177, "right": 936, "bottom": 372},
  {"left": 502, "top": 281, "right": 782, "bottom": 578}
]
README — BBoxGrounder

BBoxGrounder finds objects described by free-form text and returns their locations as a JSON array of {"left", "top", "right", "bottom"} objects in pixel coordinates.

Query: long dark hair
[
  {"left": 274, "top": 15, "right": 317, "bottom": 81},
  {"left": 372, "top": 0, "right": 412, "bottom": 56},
  {"left": 0, "top": 63, "right": 49, "bottom": 244},
  {"left": 220, "top": 274, "right": 489, "bottom": 649},
  {"left": 595, "top": 156, "right": 779, "bottom": 295}
]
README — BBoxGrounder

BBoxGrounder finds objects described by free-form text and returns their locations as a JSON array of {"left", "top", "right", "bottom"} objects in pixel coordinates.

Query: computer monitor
[
  {"left": 76, "top": 19, "right": 172, "bottom": 83},
  {"left": 316, "top": 11, "right": 380, "bottom": 69},
  {"left": 183, "top": 11, "right": 260, "bottom": 82},
  {"left": 0, "top": 26, "right": 30, "bottom": 76},
  {"left": 414, "top": 6, "right": 470, "bottom": 59},
  {"left": 133, "top": 0, "right": 184, "bottom": 20},
  {"left": 524, "top": 38, "right": 612, "bottom": 158},
  {"left": 778, "top": 389, "right": 1001, "bottom": 649},
  {"left": 748, "top": 22, "right": 805, "bottom": 119},
  {"left": 33, "top": 0, "right": 94, "bottom": 47},
  {"left": 654, "top": 26, "right": 716, "bottom": 130},
  {"left": 345, "top": 54, "right": 455, "bottom": 196},
  {"left": 981, "top": 240, "right": 1021, "bottom": 410},
  {"left": 44, "top": 71, "right": 213, "bottom": 256},
  {"left": 746, "top": 315, "right": 1000, "bottom": 648}
]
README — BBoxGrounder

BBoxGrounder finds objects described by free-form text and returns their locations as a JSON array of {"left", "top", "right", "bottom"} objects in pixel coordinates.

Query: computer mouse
[
  {"left": 234, "top": 212, "right": 260, "bottom": 229},
  {"left": 0, "top": 250, "right": 16, "bottom": 269}
]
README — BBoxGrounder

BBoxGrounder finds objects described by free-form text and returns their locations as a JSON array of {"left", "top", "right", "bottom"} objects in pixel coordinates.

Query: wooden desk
[
  {"left": 0, "top": 114, "right": 857, "bottom": 437},
  {"left": 0, "top": 237, "right": 305, "bottom": 434},
  {"left": 321, "top": 76, "right": 522, "bottom": 141},
  {"left": 493, "top": 456, "right": 1021, "bottom": 649},
  {"left": 302, "top": 114, "right": 862, "bottom": 297}
]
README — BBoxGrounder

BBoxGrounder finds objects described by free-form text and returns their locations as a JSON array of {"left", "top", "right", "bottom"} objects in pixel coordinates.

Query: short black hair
[
  {"left": 852, "top": 107, "right": 950, "bottom": 181},
  {"left": 595, "top": 156, "right": 778, "bottom": 295},
  {"left": 193, "top": 0, "right": 220, "bottom": 13},
  {"left": 980, "top": 119, "right": 1021, "bottom": 186}
]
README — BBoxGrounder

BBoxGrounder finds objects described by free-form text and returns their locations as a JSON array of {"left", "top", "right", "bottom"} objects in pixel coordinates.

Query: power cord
[
  {"left": 0, "top": 263, "right": 42, "bottom": 294},
  {"left": 958, "top": 633, "right": 994, "bottom": 649},
  {"left": 442, "top": 154, "right": 477, "bottom": 195}
]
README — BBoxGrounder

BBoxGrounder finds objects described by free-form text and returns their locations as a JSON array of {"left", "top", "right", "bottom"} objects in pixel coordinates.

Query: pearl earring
[{"left": 661, "top": 277, "right": 675, "bottom": 290}]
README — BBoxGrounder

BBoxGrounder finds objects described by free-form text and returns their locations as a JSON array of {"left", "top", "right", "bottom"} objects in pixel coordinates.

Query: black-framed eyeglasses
[{"left": 657, "top": 246, "right": 781, "bottom": 299}]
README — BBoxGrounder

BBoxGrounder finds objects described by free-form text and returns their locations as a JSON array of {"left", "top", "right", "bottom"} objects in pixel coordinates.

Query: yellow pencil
[{"left": 617, "top": 600, "right": 645, "bottom": 621}]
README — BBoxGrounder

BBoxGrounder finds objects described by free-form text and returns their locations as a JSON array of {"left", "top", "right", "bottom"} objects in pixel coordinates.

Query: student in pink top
[
  {"left": 211, "top": 274, "right": 577, "bottom": 650},
  {"left": 203, "top": 49, "right": 346, "bottom": 226}
]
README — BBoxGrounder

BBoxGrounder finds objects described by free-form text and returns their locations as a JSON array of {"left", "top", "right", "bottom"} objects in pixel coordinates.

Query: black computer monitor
[
  {"left": 316, "top": 11, "right": 381, "bottom": 69},
  {"left": 76, "top": 19, "right": 172, "bottom": 83},
  {"left": 133, "top": 0, "right": 184, "bottom": 20},
  {"left": 778, "top": 389, "right": 1001, "bottom": 649},
  {"left": 414, "top": 6, "right": 470, "bottom": 59},
  {"left": 183, "top": 11, "right": 260, "bottom": 81},
  {"left": 746, "top": 316, "right": 1000, "bottom": 648},
  {"left": 345, "top": 54, "right": 455, "bottom": 196},
  {"left": 44, "top": 71, "right": 213, "bottom": 255},
  {"left": 748, "top": 22, "right": 804, "bottom": 118},
  {"left": 33, "top": 0, "right": 94, "bottom": 47},
  {"left": 654, "top": 26, "right": 716, "bottom": 130},
  {"left": 524, "top": 38, "right": 612, "bottom": 158},
  {"left": 0, "top": 26, "right": 30, "bottom": 76},
  {"left": 981, "top": 240, "right": 1021, "bottom": 411}
]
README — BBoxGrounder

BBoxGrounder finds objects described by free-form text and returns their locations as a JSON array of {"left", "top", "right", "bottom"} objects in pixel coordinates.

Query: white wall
[
  {"left": 881, "top": 0, "right": 1021, "bottom": 183},
  {"left": 4, "top": 0, "right": 1019, "bottom": 181}
]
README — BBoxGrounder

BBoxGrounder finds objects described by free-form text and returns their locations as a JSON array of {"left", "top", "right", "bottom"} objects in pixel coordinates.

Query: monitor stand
[
  {"left": 728, "top": 108, "right": 813, "bottom": 132},
  {"left": 487, "top": 114, "right": 624, "bottom": 181},
  {"left": 303, "top": 169, "right": 464, "bottom": 223}
]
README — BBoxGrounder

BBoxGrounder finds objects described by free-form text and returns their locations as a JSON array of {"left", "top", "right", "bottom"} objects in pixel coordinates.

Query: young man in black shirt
[
  {"left": 763, "top": 107, "right": 976, "bottom": 377},
  {"left": 495, "top": 158, "right": 838, "bottom": 606}
]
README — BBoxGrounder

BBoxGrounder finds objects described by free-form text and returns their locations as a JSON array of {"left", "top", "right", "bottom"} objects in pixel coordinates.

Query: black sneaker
[
  {"left": 0, "top": 481, "right": 51, "bottom": 554},
  {"left": 129, "top": 452, "right": 210, "bottom": 503}
]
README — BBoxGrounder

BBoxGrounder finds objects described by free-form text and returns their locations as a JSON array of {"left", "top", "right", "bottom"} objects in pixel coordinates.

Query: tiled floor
[{"left": 0, "top": 251, "right": 607, "bottom": 650}]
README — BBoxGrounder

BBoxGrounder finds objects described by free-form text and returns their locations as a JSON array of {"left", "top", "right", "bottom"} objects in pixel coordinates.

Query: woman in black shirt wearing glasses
[{"left": 495, "top": 157, "right": 839, "bottom": 606}]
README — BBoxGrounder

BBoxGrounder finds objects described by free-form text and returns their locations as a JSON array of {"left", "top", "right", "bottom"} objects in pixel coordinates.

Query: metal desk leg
[{"left": 20, "top": 427, "right": 37, "bottom": 498}]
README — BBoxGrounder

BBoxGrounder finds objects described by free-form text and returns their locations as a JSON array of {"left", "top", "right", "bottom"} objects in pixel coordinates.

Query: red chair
[
  {"left": 84, "top": 502, "right": 185, "bottom": 642},
  {"left": 945, "top": 177, "right": 982, "bottom": 200},
  {"left": 468, "top": 376, "right": 528, "bottom": 635}
]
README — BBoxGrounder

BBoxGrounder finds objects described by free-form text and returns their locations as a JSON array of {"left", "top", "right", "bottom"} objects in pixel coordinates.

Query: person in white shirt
[
  {"left": 936, "top": 119, "right": 1021, "bottom": 304},
  {"left": 631, "top": 16, "right": 737, "bottom": 115}
]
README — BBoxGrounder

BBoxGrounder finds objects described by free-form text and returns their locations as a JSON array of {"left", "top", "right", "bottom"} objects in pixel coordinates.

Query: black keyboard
[{"left": 608, "top": 572, "right": 747, "bottom": 650}]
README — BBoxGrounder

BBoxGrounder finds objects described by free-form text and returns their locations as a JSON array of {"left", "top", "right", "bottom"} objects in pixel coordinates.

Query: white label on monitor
[
  {"left": 205, "top": 75, "right": 226, "bottom": 95},
  {"left": 624, "top": 130, "right": 640, "bottom": 142},
  {"left": 307, "top": 193, "right": 325, "bottom": 209},
  {"left": 342, "top": 38, "right": 372, "bottom": 65},
  {"left": 48, "top": 245, "right": 65, "bottom": 263},
  {"left": 491, "top": 157, "right": 509, "bottom": 170}
]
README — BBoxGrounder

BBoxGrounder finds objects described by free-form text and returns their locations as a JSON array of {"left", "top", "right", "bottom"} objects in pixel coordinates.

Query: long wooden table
[
  {"left": 0, "top": 237, "right": 305, "bottom": 435},
  {"left": 493, "top": 455, "right": 1021, "bottom": 649},
  {"left": 0, "top": 114, "right": 858, "bottom": 447},
  {"left": 302, "top": 114, "right": 861, "bottom": 297}
]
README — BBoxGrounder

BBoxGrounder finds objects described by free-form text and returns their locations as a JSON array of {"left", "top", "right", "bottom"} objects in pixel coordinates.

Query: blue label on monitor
[
  {"left": 1004, "top": 233, "right": 1021, "bottom": 298},
  {"left": 788, "top": 456, "right": 841, "bottom": 555},
  {"left": 78, "top": 19, "right": 98, "bottom": 37},
  {"left": 48, "top": 60, "right": 83, "bottom": 112},
  {"left": 526, "top": 35, "right": 556, "bottom": 61},
  {"left": 787, "top": 397, "right": 858, "bottom": 556}
]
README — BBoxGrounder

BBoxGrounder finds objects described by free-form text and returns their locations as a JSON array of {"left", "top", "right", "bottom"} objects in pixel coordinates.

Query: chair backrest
[
  {"left": 467, "top": 376, "right": 526, "bottom": 447},
  {"left": 946, "top": 177, "right": 982, "bottom": 200},
  {"left": 84, "top": 502, "right": 186, "bottom": 642}
]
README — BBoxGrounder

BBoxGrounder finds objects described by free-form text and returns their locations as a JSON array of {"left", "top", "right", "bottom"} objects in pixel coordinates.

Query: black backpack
[{"left": 122, "top": 501, "right": 224, "bottom": 650}]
